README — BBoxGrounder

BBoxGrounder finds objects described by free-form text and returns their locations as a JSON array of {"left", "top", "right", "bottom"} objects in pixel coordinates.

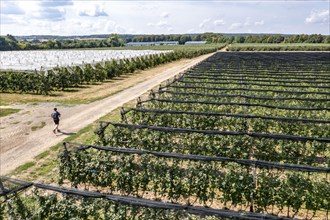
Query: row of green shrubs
[
  {"left": 0, "top": 45, "right": 223, "bottom": 95},
  {"left": 227, "top": 43, "right": 330, "bottom": 51}
]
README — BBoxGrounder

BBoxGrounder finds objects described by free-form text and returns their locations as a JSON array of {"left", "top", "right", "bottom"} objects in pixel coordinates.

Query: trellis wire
[
  {"left": 196, "top": 71, "right": 330, "bottom": 77},
  {"left": 164, "top": 85, "right": 330, "bottom": 96},
  {"left": 177, "top": 79, "right": 330, "bottom": 89},
  {"left": 186, "top": 73, "right": 330, "bottom": 81},
  {"left": 123, "top": 107, "right": 330, "bottom": 124},
  {"left": 183, "top": 75, "right": 330, "bottom": 84},
  {"left": 107, "top": 122, "right": 330, "bottom": 143},
  {"left": 64, "top": 142, "right": 330, "bottom": 173},
  {"left": 0, "top": 177, "right": 297, "bottom": 220},
  {"left": 142, "top": 97, "right": 330, "bottom": 111},
  {"left": 155, "top": 90, "right": 330, "bottom": 102}
]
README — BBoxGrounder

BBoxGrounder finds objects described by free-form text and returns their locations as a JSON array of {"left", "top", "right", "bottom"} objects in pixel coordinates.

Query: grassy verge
[
  {"left": 9, "top": 100, "right": 136, "bottom": 183},
  {"left": 0, "top": 108, "right": 20, "bottom": 117},
  {"left": 31, "top": 121, "right": 46, "bottom": 131},
  {"left": 0, "top": 99, "right": 10, "bottom": 106}
]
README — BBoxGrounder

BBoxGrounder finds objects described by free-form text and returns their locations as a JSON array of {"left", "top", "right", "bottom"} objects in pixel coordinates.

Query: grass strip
[{"left": 0, "top": 108, "right": 20, "bottom": 117}]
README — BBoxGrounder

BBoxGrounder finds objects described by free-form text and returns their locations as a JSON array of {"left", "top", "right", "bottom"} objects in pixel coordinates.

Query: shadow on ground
[{"left": 56, "top": 131, "right": 77, "bottom": 136}]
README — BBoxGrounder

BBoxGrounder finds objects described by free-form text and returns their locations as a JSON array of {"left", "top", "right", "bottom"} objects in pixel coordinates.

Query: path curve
[{"left": 0, "top": 52, "right": 215, "bottom": 175}]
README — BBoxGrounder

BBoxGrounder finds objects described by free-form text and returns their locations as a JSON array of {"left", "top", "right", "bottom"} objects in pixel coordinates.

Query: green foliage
[
  {"left": 87, "top": 52, "right": 329, "bottom": 218},
  {"left": 0, "top": 35, "right": 124, "bottom": 51},
  {"left": 57, "top": 145, "right": 330, "bottom": 217},
  {"left": 129, "top": 33, "right": 330, "bottom": 45},
  {"left": 2, "top": 52, "right": 329, "bottom": 219},
  {"left": 228, "top": 43, "right": 330, "bottom": 51},
  {"left": 0, "top": 45, "right": 221, "bottom": 94},
  {"left": 2, "top": 190, "right": 221, "bottom": 219}
]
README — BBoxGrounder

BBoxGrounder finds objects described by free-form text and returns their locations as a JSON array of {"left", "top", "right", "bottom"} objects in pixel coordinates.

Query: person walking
[{"left": 51, "top": 108, "right": 61, "bottom": 134}]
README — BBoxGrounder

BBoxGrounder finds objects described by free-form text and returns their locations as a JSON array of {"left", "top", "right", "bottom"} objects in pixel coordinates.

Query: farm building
[
  {"left": 185, "top": 41, "right": 207, "bottom": 45},
  {"left": 125, "top": 41, "right": 179, "bottom": 46}
]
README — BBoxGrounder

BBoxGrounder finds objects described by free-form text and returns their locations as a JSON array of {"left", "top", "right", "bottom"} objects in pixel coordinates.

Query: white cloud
[
  {"left": 229, "top": 22, "right": 243, "bottom": 30},
  {"left": 104, "top": 20, "right": 127, "bottom": 33},
  {"left": 199, "top": 18, "right": 211, "bottom": 28},
  {"left": 16, "top": 1, "right": 39, "bottom": 15},
  {"left": 0, "top": 15, "right": 16, "bottom": 24},
  {"left": 73, "top": 20, "right": 81, "bottom": 25},
  {"left": 19, "top": 1, "right": 70, "bottom": 22},
  {"left": 254, "top": 20, "right": 264, "bottom": 26},
  {"left": 244, "top": 17, "right": 252, "bottom": 26},
  {"left": 40, "top": 0, "right": 73, "bottom": 8},
  {"left": 305, "top": 9, "right": 329, "bottom": 24},
  {"left": 229, "top": 18, "right": 264, "bottom": 30},
  {"left": 0, "top": 1, "right": 25, "bottom": 14},
  {"left": 156, "top": 20, "right": 170, "bottom": 28},
  {"left": 213, "top": 19, "right": 225, "bottom": 26},
  {"left": 161, "top": 12, "right": 169, "bottom": 18},
  {"left": 187, "top": 28, "right": 195, "bottom": 33},
  {"left": 136, "top": 2, "right": 158, "bottom": 11},
  {"left": 146, "top": 20, "right": 171, "bottom": 30},
  {"left": 36, "top": 8, "right": 66, "bottom": 21},
  {"left": 79, "top": 5, "right": 108, "bottom": 17},
  {"left": 64, "top": 19, "right": 126, "bottom": 35},
  {"left": 1, "top": 1, "right": 329, "bottom": 36}
]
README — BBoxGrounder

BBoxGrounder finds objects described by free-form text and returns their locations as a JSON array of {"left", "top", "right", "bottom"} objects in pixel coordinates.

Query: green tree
[
  {"left": 236, "top": 36, "right": 245, "bottom": 43},
  {"left": 109, "top": 33, "right": 123, "bottom": 47},
  {"left": 54, "top": 40, "right": 62, "bottom": 49},
  {"left": 323, "top": 36, "right": 330, "bottom": 43},
  {"left": 46, "top": 40, "right": 55, "bottom": 49}
]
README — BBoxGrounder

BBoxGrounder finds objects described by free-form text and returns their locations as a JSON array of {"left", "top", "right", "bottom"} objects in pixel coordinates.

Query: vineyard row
[{"left": 0, "top": 177, "right": 294, "bottom": 220}]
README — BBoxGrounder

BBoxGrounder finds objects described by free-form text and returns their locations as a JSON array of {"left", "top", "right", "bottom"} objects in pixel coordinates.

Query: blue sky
[{"left": 1, "top": 0, "right": 329, "bottom": 36}]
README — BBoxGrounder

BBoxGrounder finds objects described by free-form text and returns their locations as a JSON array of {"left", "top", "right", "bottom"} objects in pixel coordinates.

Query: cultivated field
[
  {"left": 2, "top": 51, "right": 329, "bottom": 219},
  {"left": 0, "top": 45, "right": 222, "bottom": 95},
  {"left": 0, "top": 49, "right": 170, "bottom": 71},
  {"left": 227, "top": 43, "right": 330, "bottom": 51}
]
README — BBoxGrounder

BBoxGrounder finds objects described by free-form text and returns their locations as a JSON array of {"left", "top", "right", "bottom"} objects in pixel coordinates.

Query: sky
[{"left": 1, "top": 0, "right": 329, "bottom": 36}]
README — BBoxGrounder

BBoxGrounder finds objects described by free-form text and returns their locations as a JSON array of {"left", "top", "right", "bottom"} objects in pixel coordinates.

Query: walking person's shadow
[{"left": 56, "top": 131, "right": 76, "bottom": 136}]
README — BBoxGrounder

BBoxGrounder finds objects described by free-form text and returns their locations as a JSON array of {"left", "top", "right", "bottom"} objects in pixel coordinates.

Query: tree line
[
  {"left": 1, "top": 33, "right": 329, "bottom": 51},
  {"left": 0, "top": 34, "right": 124, "bottom": 51}
]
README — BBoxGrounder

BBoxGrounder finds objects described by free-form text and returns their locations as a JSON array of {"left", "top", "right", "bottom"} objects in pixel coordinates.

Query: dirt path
[{"left": 0, "top": 52, "right": 216, "bottom": 175}]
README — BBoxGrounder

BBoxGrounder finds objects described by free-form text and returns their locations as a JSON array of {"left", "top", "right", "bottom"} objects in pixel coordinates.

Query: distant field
[
  {"left": 0, "top": 44, "right": 223, "bottom": 95},
  {"left": 227, "top": 43, "right": 330, "bottom": 51},
  {"left": 0, "top": 44, "right": 225, "bottom": 71},
  {"left": 0, "top": 49, "right": 170, "bottom": 71}
]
